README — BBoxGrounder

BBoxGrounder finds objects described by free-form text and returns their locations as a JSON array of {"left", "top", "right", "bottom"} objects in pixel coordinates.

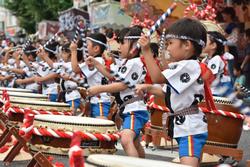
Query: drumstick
[
  {"left": 159, "top": 28, "right": 166, "bottom": 58},
  {"left": 130, "top": 3, "right": 177, "bottom": 54},
  {"left": 43, "top": 31, "right": 61, "bottom": 49},
  {"left": 78, "top": 21, "right": 89, "bottom": 60},
  {"left": 73, "top": 24, "right": 80, "bottom": 43}
]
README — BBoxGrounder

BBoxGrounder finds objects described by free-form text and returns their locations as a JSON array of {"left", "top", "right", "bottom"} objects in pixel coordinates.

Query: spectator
[
  {"left": 233, "top": 63, "right": 246, "bottom": 91},
  {"left": 241, "top": 28, "right": 250, "bottom": 89},
  {"left": 222, "top": 7, "right": 240, "bottom": 64}
]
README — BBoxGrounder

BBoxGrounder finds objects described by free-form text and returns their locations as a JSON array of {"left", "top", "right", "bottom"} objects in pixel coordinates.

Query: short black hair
[
  {"left": 122, "top": 26, "right": 143, "bottom": 57},
  {"left": 167, "top": 18, "right": 207, "bottom": 58},
  {"left": 117, "top": 27, "right": 130, "bottom": 44},
  {"left": 106, "top": 28, "right": 114, "bottom": 39},
  {"left": 150, "top": 43, "right": 159, "bottom": 58},
  {"left": 44, "top": 41, "right": 59, "bottom": 59},
  {"left": 61, "top": 43, "right": 71, "bottom": 53},
  {"left": 24, "top": 45, "right": 37, "bottom": 59},
  {"left": 208, "top": 31, "right": 226, "bottom": 56},
  {"left": 222, "top": 7, "right": 236, "bottom": 19},
  {"left": 88, "top": 33, "right": 107, "bottom": 54}
]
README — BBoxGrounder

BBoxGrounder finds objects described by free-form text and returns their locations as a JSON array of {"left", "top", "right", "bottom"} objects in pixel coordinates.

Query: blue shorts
[
  {"left": 66, "top": 98, "right": 81, "bottom": 109},
  {"left": 91, "top": 102, "right": 111, "bottom": 118},
  {"left": 48, "top": 94, "right": 58, "bottom": 102},
  {"left": 122, "top": 111, "right": 149, "bottom": 138},
  {"left": 176, "top": 132, "right": 208, "bottom": 159}
]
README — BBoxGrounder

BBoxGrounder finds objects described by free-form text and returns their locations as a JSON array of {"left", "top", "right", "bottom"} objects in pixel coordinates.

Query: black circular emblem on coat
[
  {"left": 169, "top": 64, "right": 177, "bottom": 70},
  {"left": 180, "top": 73, "right": 190, "bottom": 83},
  {"left": 175, "top": 116, "right": 186, "bottom": 125},
  {"left": 203, "top": 115, "right": 207, "bottom": 123},
  {"left": 131, "top": 72, "right": 139, "bottom": 80},
  {"left": 197, "top": 77, "right": 204, "bottom": 85},
  {"left": 123, "top": 95, "right": 133, "bottom": 102},
  {"left": 211, "top": 64, "right": 216, "bottom": 69},
  {"left": 42, "top": 66, "right": 48, "bottom": 71},
  {"left": 121, "top": 66, "right": 127, "bottom": 73}
]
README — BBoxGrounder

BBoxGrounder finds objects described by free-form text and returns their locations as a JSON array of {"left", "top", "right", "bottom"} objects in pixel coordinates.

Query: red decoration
[
  {"left": 130, "top": 13, "right": 155, "bottom": 29},
  {"left": 184, "top": 3, "right": 217, "bottom": 22}
]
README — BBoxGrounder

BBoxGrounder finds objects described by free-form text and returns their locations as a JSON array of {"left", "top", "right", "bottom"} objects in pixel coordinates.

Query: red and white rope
[
  {"left": 32, "top": 127, "right": 120, "bottom": 142},
  {"left": 146, "top": 95, "right": 169, "bottom": 112},
  {"left": 199, "top": 107, "right": 245, "bottom": 120},
  {"left": 3, "top": 106, "right": 72, "bottom": 117},
  {"left": 147, "top": 96, "right": 245, "bottom": 119},
  {"left": 19, "top": 113, "right": 35, "bottom": 137}
]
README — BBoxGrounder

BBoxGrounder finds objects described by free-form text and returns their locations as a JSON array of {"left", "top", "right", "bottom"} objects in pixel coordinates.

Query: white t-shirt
[
  {"left": 111, "top": 57, "right": 147, "bottom": 114},
  {"left": 54, "top": 62, "right": 81, "bottom": 101},
  {"left": 162, "top": 60, "right": 207, "bottom": 138},
  {"left": 23, "top": 62, "right": 39, "bottom": 91},
  {"left": 79, "top": 57, "right": 110, "bottom": 104},
  {"left": 36, "top": 61, "right": 58, "bottom": 95},
  {"left": 202, "top": 55, "right": 231, "bottom": 95}
]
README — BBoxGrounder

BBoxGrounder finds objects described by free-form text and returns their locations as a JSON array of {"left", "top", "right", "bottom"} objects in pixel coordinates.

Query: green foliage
[{"left": 4, "top": 0, "right": 73, "bottom": 33}]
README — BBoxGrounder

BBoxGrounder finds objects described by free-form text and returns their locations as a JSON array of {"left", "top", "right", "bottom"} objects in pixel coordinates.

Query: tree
[{"left": 4, "top": 0, "right": 73, "bottom": 34}]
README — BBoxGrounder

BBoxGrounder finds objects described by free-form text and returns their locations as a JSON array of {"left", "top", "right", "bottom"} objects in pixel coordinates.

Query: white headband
[
  {"left": 165, "top": 34, "right": 206, "bottom": 47},
  {"left": 44, "top": 47, "right": 57, "bottom": 55},
  {"left": 124, "top": 36, "right": 141, "bottom": 40},
  {"left": 25, "top": 49, "right": 38, "bottom": 53},
  {"left": 209, "top": 35, "right": 227, "bottom": 46},
  {"left": 87, "top": 37, "right": 107, "bottom": 48}
]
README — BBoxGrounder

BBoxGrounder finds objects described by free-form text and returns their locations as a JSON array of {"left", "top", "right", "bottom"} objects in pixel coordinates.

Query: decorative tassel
[
  {"left": 19, "top": 113, "right": 34, "bottom": 139},
  {"left": 69, "top": 131, "right": 84, "bottom": 167}
]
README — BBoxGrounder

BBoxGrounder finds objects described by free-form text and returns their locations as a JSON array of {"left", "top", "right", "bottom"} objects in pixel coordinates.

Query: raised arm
[
  {"left": 70, "top": 42, "right": 82, "bottom": 73},
  {"left": 138, "top": 35, "right": 166, "bottom": 84}
]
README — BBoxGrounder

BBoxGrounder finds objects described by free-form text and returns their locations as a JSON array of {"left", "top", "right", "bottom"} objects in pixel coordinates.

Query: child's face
[
  {"left": 119, "top": 40, "right": 130, "bottom": 59},
  {"left": 61, "top": 51, "right": 70, "bottom": 62},
  {"left": 166, "top": 39, "right": 188, "bottom": 62},
  {"left": 202, "top": 35, "right": 214, "bottom": 55},
  {"left": 87, "top": 40, "right": 97, "bottom": 57},
  {"left": 233, "top": 69, "right": 240, "bottom": 76}
]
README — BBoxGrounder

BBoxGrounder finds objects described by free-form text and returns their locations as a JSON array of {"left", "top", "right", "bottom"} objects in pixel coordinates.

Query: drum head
[
  {"left": 0, "top": 92, "right": 47, "bottom": 100},
  {"left": 33, "top": 115, "right": 117, "bottom": 133}
]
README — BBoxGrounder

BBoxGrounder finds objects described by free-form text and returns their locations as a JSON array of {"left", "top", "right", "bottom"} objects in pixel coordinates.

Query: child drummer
[{"left": 136, "top": 18, "right": 208, "bottom": 167}]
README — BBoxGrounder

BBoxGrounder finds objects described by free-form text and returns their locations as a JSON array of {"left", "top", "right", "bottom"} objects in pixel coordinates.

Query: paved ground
[{"left": 0, "top": 129, "right": 249, "bottom": 167}]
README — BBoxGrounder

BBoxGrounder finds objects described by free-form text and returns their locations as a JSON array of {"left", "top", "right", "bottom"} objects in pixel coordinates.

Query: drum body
[
  {"left": 149, "top": 96, "right": 168, "bottom": 130},
  {"left": 199, "top": 96, "right": 243, "bottom": 148},
  {"left": 5, "top": 99, "right": 71, "bottom": 123},
  {"left": 29, "top": 115, "right": 118, "bottom": 156}
]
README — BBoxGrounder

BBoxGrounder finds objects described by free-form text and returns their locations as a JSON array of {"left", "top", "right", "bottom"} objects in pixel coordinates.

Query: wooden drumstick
[
  {"left": 130, "top": 3, "right": 177, "bottom": 55},
  {"left": 159, "top": 28, "right": 166, "bottom": 58}
]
